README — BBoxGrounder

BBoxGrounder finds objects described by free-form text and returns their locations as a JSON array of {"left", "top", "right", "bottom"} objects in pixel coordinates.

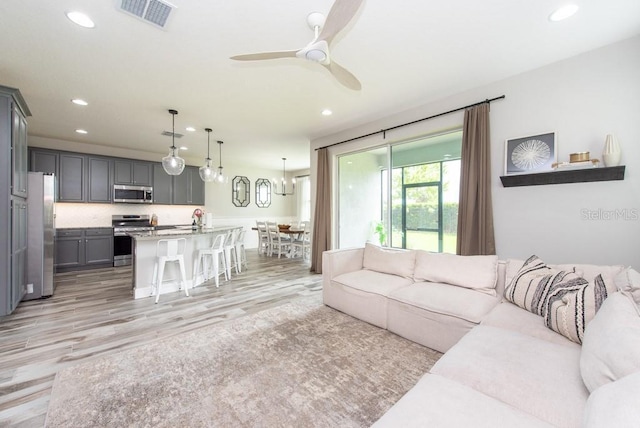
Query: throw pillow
[
  {"left": 614, "top": 267, "right": 640, "bottom": 304},
  {"left": 580, "top": 291, "right": 640, "bottom": 392},
  {"left": 413, "top": 251, "right": 498, "bottom": 296},
  {"left": 362, "top": 242, "right": 416, "bottom": 279},
  {"left": 504, "top": 255, "right": 582, "bottom": 316},
  {"left": 545, "top": 273, "right": 616, "bottom": 344}
]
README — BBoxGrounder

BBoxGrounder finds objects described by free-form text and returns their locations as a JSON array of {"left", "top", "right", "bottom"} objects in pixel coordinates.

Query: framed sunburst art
[{"left": 504, "top": 132, "right": 556, "bottom": 175}]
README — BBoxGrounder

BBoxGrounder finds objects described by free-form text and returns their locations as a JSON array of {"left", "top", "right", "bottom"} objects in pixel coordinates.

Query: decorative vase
[{"left": 602, "top": 134, "right": 621, "bottom": 167}]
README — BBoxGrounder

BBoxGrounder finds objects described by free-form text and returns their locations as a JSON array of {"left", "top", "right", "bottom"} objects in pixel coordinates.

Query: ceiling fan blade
[
  {"left": 318, "top": 0, "right": 365, "bottom": 45},
  {"left": 230, "top": 51, "right": 297, "bottom": 61},
  {"left": 323, "top": 61, "right": 361, "bottom": 91}
]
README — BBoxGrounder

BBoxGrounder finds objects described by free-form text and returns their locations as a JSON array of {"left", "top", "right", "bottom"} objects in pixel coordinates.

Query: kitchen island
[{"left": 129, "top": 225, "right": 242, "bottom": 299}]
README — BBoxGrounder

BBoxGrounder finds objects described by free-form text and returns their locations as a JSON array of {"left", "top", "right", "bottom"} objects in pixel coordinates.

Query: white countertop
[{"left": 129, "top": 225, "right": 241, "bottom": 240}]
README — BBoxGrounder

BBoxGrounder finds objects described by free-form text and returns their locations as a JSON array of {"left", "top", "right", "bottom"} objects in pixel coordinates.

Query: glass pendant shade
[
  {"left": 162, "top": 147, "right": 185, "bottom": 175},
  {"left": 214, "top": 140, "right": 228, "bottom": 184},
  {"left": 162, "top": 109, "right": 185, "bottom": 176},
  {"left": 199, "top": 128, "right": 215, "bottom": 182}
]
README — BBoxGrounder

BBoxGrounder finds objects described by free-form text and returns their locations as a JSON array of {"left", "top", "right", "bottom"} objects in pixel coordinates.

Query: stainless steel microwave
[{"left": 113, "top": 185, "right": 153, "bottom": 203}]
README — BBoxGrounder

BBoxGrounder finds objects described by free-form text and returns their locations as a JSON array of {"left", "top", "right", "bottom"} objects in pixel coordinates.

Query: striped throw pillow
[
  {"left": 504, "top": 255, "right": 582, "bottom": 316},
  {"left": 545, "top": 274, "right": 614, "bottom": 344}
]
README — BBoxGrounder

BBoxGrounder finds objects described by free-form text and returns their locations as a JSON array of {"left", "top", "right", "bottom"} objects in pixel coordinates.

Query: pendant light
[
  {"left": 215, "top": 140, "right": 228, "bottom": 183},
  {"left": 161, "top": 109, "right": 185, "bottom": 175},
  {"left": 199, "top": 128, "right": 215, "bottom": 182},
  {"left": 273, "top": 157, "right": 295, "bottom": 196}
]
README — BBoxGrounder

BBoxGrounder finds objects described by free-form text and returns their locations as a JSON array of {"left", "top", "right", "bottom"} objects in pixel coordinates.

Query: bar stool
[
  {"left": 223, "top": 229, "right": 239, "bottom": 279},
  {"left": 192, "top": 233, "right": 227, "bottom": 287},
  {"left": 152, "top": 238, "right": 188, "bottom": 304},
  {"left": 234, "top": 229, "right": 248, "bottom": 272}
]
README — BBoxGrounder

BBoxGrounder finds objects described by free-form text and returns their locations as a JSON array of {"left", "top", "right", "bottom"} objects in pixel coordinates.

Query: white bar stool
[
  {"left": 152, "top": 238, "right": 188, "bottom": 304},
  {"left": 234, "top": 229, "right": 248, "bottom": 272},
  {"left": 192, "top": 233, "right": 227, "bottom": 287},
  {"left": 223, "top": 229, "right": 239, "bottom": 279}
]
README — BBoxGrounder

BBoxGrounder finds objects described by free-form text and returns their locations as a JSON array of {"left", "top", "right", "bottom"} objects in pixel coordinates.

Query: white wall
[{"left": 311, "top": 36, "right": 640, "bottom": 268}]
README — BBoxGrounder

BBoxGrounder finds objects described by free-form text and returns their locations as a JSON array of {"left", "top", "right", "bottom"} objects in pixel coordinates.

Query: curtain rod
[{"left": 315, "top": 94, "right": 506, "bottom": 151}]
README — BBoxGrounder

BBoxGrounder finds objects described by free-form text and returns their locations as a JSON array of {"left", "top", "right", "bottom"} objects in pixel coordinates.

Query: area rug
[{"left": 46, "top": 298, "right": 442, "bottom": 427}]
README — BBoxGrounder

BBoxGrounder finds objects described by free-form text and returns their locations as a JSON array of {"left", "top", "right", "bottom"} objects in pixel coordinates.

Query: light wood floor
[{"left": 0, "top": 250, "right": 322, "bottom": 427}]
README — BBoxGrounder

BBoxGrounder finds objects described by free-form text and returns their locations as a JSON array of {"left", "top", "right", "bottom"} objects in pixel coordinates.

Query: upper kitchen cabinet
[
  {"left": 172, "top": 166, "right": 205, "bottom": 205},
  {"left": 152, "top": 163, "right": 172, "bottom": 204},
  {"left": 0, "top": 85, "right": 31, "bottom": 316},
  {"left": 114, "top": 159, "right": 152, "bottom": 186},
  {"left": 29, "top": 148, "right": 58, "bottom": 175},
  {"left": 87, "top": 156, "right": 112, "bottom": 203},
  {"left": 58, "top": 153, "right": 85, "bottom": 202}
]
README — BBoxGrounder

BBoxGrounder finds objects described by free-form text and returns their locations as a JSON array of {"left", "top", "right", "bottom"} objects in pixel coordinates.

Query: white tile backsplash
[{"left": 54, "top": 203, "right": 203, "bottom": 228}]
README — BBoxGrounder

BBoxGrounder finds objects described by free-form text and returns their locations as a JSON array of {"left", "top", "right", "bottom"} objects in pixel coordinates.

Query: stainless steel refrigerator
[{"left": 24, "top": 172, "right": 55, "bottom": 300}]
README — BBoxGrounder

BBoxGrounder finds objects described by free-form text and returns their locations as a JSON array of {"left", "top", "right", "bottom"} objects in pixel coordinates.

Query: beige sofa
[{"left": 322, "top": 244, "right": 640, "bottom": 427}]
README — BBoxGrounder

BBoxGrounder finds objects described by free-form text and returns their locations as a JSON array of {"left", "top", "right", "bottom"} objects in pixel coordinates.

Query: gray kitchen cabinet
[
  {"left": 11, "top": 103, "right": 28, "bottom": 198},
  {"left": 29, "top": 148, "right": 58, "bottom": 175},
  {"left": 11, "top": 198, "right": 28, "bottom": 312},
  {"left": 55, "top": 229, "right": 84, "bottom": 270},
  {"left": 114, "top": 159, "right": 152, "bottom": 186},
  {"left": 55, "top": 228, "right": 113, "bottom": 272},
  {"left": 172, "top": 166, "right": 205, "bottom": 205},
  {"left": 152, "top": 163, "right": 172, "bottom": 204},
  {"left": 59, "top": 153, "right": 85, "bottom": 202},
  {"left": 1, "top": 85, "right": 30, "bottom": 316},
  {"left": 87, "top": 156, "right": 112, "bottom": 203},
  {"left": 84, "top": 228, "right": 113, "bottom": 266}
]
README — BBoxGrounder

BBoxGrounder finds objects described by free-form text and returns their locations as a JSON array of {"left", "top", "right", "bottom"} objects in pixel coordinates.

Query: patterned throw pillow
[
  {"left": 545, "top": 274, "right": 614, "bottom": 344},
  {"left": 504, "top": 255, "right": 582, "bottom": 316}
]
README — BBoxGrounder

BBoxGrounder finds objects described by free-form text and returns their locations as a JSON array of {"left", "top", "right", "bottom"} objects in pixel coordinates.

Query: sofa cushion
[
  {"left": 413, "top": 251, "right": 499, "bottom": 296},
  {"left": 580, "top": 291, "right": 640, "bottom": 393},
  {"left": 583, "top": 371, "right": 640, "bottom": 428},
  {"left": 545, "top": 273, "right": 616, "bottom": 344},
  {"left": 372, "top": 373, "right": 553, "bottom": 428},
  {"left": 504, "top": 255, "right": 582, "bottom": 316},
  {"left": 481, "top": 301, "right": 579, "bottom": 347},
  {"left": 388, "top": 281, "right": 500, "bottom": 324},
  {"left": 362, "top": 243, "right": 416, "bottom": 279},
  {"left": 332, "top": 269, "right": 414, "bottom": 296},
  {"left": 614, "top": 267, "right": 640, "bottom": 302},
  {"left": 431, "top": 325, "right": 588, "bottom": 428},
  {"left": 506, "top": 258, "right": 625, "bottom": 287}
]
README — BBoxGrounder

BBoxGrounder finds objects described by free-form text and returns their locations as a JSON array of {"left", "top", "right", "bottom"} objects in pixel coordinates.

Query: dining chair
[
  {"left": 291, "top": 221, "right": 311, "bottom": 260},
  {"left": 268, "top": 222, "right": 291, "bottom": 258},
  {"left": 192, "top": 233, "right": 227, "bottom": 287},
  {"left": 255, "top": 220, "right": 269, "bottom": 255}
]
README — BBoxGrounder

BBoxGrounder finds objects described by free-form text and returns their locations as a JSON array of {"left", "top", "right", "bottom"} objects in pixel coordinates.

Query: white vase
[{"left": 602, "top": 134, "right": 621, "bottom": 167}]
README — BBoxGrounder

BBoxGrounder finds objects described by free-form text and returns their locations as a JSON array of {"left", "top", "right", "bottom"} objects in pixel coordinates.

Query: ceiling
[{"left": 1, "top": 1, "right": 639, "bottom": 172}]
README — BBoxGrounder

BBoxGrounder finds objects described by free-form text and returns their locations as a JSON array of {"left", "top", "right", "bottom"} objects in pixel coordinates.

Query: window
[
  {"left": 338, "top": 131, "right": 462, "bottom": 253},
  {"left": 296, "top": 175, "right": 311, "bottom": 222}
]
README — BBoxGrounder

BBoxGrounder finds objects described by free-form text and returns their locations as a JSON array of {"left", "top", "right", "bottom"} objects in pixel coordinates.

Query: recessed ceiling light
[
  {"left": 549, "top": 4, "right": 579, "bottom": 22},
  {"left": 185, "top": 127, "right": 196, "bottom": 132},
  {"left": 75, "top": 129, "right": 88, "bottom": 134},
  {"left": 179, "top": 146, "right": 188, "bottom": 151},
  {"left": 321, "top": 109, "right": 333, "bottom": 116},
  {"left": 71, "top": 99, "right": 88, "bottom": 106},
  {"left": 65, "top": 11, "right": 95, "bottom": 28}
]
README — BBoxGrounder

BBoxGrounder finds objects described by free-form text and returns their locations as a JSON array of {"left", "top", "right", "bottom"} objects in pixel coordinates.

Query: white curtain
[{"left": 296, "top": 175, "right": 311, "bottom": 221}]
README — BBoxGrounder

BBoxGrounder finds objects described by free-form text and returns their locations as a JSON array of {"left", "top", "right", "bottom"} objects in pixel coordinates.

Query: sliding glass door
[{"left": 338, "top": 131, "right": 462, "bottom": 253}]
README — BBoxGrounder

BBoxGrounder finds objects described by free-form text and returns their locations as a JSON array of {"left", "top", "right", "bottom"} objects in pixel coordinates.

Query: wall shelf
[{"left": 500, "top": 165, "right": 625, "bottom": 187}]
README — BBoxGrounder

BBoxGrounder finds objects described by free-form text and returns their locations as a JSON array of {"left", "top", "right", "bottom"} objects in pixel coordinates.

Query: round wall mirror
[{"left": 255, "top": 178, "right": 271, "bottom": 208}]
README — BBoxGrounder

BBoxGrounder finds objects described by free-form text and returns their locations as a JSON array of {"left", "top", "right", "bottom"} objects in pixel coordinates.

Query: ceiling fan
[{"left": 230, "top": 0, "right": 364, "bottom": 91}]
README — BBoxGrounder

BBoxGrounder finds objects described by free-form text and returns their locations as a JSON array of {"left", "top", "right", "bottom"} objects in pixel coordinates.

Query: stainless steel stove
[{"left": 112, "top": 215, "right": 153, "bottom": 266}]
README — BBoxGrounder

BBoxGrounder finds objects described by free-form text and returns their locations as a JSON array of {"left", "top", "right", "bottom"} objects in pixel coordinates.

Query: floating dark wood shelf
[{"left": 500, "top": 166, "right": 625, "bottom": 187}]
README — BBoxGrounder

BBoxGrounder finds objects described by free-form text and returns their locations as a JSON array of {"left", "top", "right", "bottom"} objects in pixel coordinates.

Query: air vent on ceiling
[
  {"left": 161, "top": 131, "right": 183, "bottom": 138},
  {"left": 119, "top": 0, "right": 174, "bottom": 29}
]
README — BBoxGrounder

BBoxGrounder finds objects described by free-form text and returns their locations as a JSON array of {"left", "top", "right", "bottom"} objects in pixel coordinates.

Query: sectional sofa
[{"left": 322, "top": 243, "right": 640, "bottom": 427}]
